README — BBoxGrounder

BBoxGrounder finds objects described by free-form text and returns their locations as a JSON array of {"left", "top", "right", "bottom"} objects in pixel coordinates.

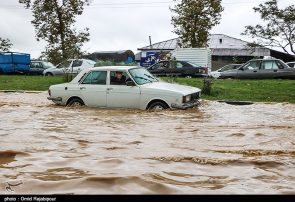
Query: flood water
[{"left": 0, "top": 92, "right": 295, "bottom": 194}]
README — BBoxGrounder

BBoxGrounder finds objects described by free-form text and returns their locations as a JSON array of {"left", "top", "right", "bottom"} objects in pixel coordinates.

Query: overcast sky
[{"left": 0, "top": 0, "right": 293, "bottom": 59}]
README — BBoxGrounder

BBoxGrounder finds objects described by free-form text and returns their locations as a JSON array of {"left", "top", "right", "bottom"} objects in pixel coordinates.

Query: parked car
[
  {"left": 43, "top": 59, "right": 96, "bottom": 76},
  {"left": 286, "top": 62, "right": 295, "bottom": 68},
  {"left": 210, "top": 64, "right": 242, "bottom": 79},
  {"left": 28, "top": 60, "right": 55, "bottom": 75},
  {"left": 146, "top": 60, "right": 208, "bottom": 78},
  {"left": 219, "top": 59, "right": 295, "bottom": 79},
  {"left": 47, "top": 66, "right": 201, "bottom": 110}
]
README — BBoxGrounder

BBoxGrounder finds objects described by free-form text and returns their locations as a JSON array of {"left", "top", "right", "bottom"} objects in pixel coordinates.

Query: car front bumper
[{"left": 171, "top": 100, "right": 201, "bottom": 110}]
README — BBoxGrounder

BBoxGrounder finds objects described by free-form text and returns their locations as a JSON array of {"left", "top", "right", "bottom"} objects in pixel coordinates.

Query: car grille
[{"left": 191, "top": 92, "right": 200, "bottom": 100}]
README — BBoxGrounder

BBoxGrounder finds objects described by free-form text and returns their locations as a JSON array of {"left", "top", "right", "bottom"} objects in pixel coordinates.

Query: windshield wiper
[
  {"left": 144, "top": 73, "right": 158, "bottom": 81},
  {"left": 135, "top": 76, "right": 153, "bottom": 83}
]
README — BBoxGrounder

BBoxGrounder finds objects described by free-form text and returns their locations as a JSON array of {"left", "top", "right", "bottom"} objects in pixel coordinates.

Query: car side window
[
  {"left": 176, "top": 62, "right": 183, "bottom": 69},
  {"left": 82, "top": 71, "right": 107, "bottom": 85},
  {"left": 276, "top": 61, "right": 285, "bottom": 69},
  {"left": 30, "top": 62, "right": 37, "bottom": 68},
  {"left": 262, "top": 61, "right": 279, "bottom": 70},
  {"left": 72, "top": 60, "right": 83, "bottom": 67},
  {"left": 110, "top": 71, "right": 130, "bottom": 85},
  {"left": 243, "top": 61, "right": 260, "bottom": 70}
]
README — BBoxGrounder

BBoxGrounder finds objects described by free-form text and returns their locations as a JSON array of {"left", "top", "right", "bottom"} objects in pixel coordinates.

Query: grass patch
[
  {"left": 0, "top": 75, "right": 64, "bottom": 91},
  {"left": 161, "top": 77, "right": 295, "bottom": 103}
]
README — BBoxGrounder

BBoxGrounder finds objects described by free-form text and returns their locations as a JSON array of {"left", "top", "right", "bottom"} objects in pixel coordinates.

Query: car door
[
  {"left": 79, "top": 71, "right": 108, "bottom": 107},
  {"left": 107, "top": 71, "right": 141, "bottom": 109},
  {"left": 260, "top": 60, "right": 281, "bottom": 79},
  {"left": 29, "top": 62, "right": 39, "bottom": 75},
  {"left": 237, "top": 61, "right": 261, "bottom": 79},
  {"left": 178, "top": 61, "right": 201, "bottom": 76}
]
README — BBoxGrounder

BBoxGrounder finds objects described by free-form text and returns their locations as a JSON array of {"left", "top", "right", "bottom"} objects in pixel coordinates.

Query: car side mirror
[
  {"left": 239, "top": 68, "right": 244, "bottom": 71},
  {"left": 126, "top": 80, "right": 136, "bottom": 86}
]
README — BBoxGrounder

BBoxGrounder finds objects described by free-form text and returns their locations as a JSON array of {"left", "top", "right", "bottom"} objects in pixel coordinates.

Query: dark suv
[
  {"left": 146, "top": 60, "right": 208, "bottom": 78},
  {"left": 219, "top": 59, "right": 295, "bottom": 79}
]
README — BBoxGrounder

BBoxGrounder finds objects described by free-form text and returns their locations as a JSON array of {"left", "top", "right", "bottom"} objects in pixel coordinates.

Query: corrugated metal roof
[{"left": 138, "top": 34, "right": 253, "bottom": 50}]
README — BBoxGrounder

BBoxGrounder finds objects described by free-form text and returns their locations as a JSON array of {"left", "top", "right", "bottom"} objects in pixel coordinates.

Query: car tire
[
  {"left": 148, "top": 101, "right": 168, "bottom": 111},
  {"left": 45, "top": 72, "right": 53, "bottom": 76},
  {"left": 185, "top": 75, "right": 192, "bottom": 78},
  {"left": 67, "top": 98, "right": 84, "bottom": 107}
]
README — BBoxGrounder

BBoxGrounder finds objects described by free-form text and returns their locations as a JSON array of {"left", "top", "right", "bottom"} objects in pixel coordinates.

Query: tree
[
  {"left": 170, "top": 0, "right": 223, "bottom": 48},
  {"left": 19, "top": 0, "right": 91, "bottom": 64},
  {"left": 0, "top": 37, "right": 12, "bottom": 51},
  {"left": 243, "top": 0, "right": 295, "bottom": 55}
]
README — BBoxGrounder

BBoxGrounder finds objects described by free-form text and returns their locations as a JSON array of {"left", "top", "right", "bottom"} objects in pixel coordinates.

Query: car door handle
[
  {"left": 80, "top": 87, "right": 86, "bottom": 90},
  {"left": 107, "top": 88, "right": 113, "bottom": 91},
  {"left": 253, "top": 70, "right": 257, "bottom": 73},
  {"left": 274, "top": 70, "right": 278, "bottom": 72}
]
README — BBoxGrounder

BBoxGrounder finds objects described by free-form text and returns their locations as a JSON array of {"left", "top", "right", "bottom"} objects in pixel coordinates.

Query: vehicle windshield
[
  {"left": 57, "top": 60, "right": 71, "bottom": 69},
  {"left": 43, "top": 62, "right": 55, "bottom": 68},
  {"left": 186, "top": 61, "right": 202, "bottom": 68},
  {"left": 129, "top": 67, "right": 158, "bottom": 85}
]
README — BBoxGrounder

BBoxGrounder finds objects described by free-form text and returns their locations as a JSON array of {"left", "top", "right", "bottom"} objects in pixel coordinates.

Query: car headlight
[{"left": 183, "top": 95, "right": 191, "bottom": 103}]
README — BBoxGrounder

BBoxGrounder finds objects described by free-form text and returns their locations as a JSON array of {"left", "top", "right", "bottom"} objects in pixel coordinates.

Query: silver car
[
  {"left": 219, "top": 59, "right": 295, "bottom": 79},
  {"left": 43, "top": 59, "right": 96, "bottom": 76}
]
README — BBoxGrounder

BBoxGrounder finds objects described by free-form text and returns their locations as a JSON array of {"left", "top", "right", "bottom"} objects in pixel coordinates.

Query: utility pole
[{"left": 149, "top": 36, "right": 153, "bottom": 49}]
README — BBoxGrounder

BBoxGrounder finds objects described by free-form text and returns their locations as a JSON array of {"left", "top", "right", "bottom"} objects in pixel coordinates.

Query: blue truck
[{"left": 0, "top": 52, "right": 31, "bottom": 74}]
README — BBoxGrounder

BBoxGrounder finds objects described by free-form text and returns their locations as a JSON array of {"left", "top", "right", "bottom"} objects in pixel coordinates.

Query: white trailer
[{"left": 170, "top": 48, "right": 212, "bottom": 73}]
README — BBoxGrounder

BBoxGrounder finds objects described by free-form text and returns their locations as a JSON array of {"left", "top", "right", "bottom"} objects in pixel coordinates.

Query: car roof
[
  {"left": 249, "top": 59, "right": 281, "bottom": 61},
  {"left": 89, "top": 66, "right": 139, "bottom": 71}
]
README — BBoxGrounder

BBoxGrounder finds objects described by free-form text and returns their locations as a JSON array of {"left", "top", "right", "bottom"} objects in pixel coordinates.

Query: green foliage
[
  {"left": 0, "top": 75, "right": 64, "bottom": 91},
  {"left": 242, "top": 0, "right": 295, "bottom": 54},
  {"left": 170, "top": 0, "right": 223, "bottom": 47},
  {"left": 19, "top": 0, "right": 91, "bottom": 64},
  {"left": 0, "top": 37, "right": 12, "bottom": 51}
]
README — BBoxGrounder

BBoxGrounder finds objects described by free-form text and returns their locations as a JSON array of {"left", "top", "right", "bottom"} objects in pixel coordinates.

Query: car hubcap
[
  {"left": 153, "top": 105, "right": 164, "bottom": 110},
  {"left": 71, "top": 102, "right": 82, "bottom": 107}
]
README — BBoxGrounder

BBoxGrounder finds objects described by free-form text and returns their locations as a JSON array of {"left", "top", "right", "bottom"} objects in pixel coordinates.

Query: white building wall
[{"left": 170, "top": 48, "right": 212, "bottom": 71}]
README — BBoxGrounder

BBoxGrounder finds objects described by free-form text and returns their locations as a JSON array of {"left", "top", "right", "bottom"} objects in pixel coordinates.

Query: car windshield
[
  {"left": 129, "top": 67, "right": 158, "bottom": 85},
  {"left": 58, "top": 60, "right": 71, "bottom": 69},
  {"left": 186, "top": 61, "right": 202, "bottom": 68},
  {"left": 43, "top": 62, "right": 55, "bottom": 68}
]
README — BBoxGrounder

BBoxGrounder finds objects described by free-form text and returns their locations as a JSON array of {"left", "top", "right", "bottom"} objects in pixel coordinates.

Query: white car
[
  {"left": 47, "top": 66, "right": 201, "bottom": 110},
  {"left": 43, "top": 59, "right": 96, "bottom": 76}
]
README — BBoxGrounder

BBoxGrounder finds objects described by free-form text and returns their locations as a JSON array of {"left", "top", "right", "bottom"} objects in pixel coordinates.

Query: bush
[{"left": 202, "top": 78, "right": 213, "bottom": 95}]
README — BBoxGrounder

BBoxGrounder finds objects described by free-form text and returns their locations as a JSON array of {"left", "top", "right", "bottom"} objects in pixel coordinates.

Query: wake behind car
[
  {"left": 219, "top": 59, "right": 295, "bottom": 79},
  {"left": 47, "top": 66, "right": 201, "bottom": 110},
  {"left": 146, "top": 60, "right": 208, "bottom": 78}
]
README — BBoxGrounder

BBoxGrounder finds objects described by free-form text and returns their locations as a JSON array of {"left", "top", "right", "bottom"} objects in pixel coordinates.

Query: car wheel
[
  {"left": 185, "top": 75, "right": 192, "bottom": 78},
  {"left": 148, "top": 101, "right": 168, "bottom": 111},
  {"left": 67, "top": 98, "right": 84, "bottom": 107},
  {"left": 45, "top": 72, "right": 53, "bottom": 76}
]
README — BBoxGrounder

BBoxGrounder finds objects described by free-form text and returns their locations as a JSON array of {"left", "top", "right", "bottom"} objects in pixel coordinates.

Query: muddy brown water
[{"left": 0, "top": 92, "right": 295, "bottom": 194}]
